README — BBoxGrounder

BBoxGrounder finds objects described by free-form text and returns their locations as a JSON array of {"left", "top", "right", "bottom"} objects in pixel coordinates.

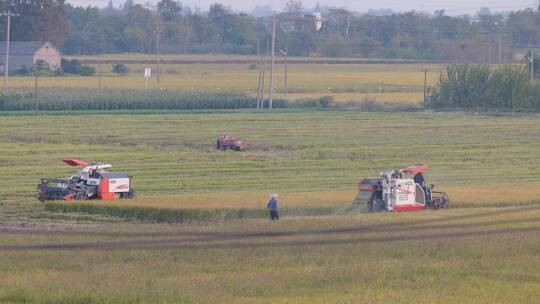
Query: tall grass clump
[
  {"left": 431, "top": 64, "right": 539, "bottom": 111},
  {"left": 44, "top": 202, "right": 335, "bottom": 223}
]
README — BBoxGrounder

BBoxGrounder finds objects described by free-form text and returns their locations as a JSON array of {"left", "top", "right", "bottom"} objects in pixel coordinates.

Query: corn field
[
  {"left": 0, "top": 89, "right": 288, "bottom": 111},
  {"left": 431, "top": 64, "right": 540, "bottom": 110}
]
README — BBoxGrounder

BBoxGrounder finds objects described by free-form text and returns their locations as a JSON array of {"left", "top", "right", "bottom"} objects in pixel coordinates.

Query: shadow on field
[
  {"left": 0, "top": 226, "right": 538, "bottom": 251},
  {"left": 1, "top": 205, "right": 539, "bottom": 251},
  {"left": 2, "top": 204, "right": 539, "bottom": 237}
]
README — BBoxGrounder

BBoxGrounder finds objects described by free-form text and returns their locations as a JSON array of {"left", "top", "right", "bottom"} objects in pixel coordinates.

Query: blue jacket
[{"left": 267, "top": 198, "right": 278, "bottom": 210}]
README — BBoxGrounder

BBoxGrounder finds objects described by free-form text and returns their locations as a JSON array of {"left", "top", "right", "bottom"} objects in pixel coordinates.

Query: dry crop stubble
[{"left": 0, "top": 207, "right": 539, "bottom": 303}]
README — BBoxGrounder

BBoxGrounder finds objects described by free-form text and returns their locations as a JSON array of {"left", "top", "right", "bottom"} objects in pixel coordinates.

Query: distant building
[{"left": 0, "top": 41, "right": 62, "bottom": 72}]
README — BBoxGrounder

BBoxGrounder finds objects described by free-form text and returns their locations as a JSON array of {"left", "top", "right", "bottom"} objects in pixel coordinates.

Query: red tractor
[
  {"left": 355, "top": 164, "right": 449, "bottom": 212},
  {"left": 216, "top": 133, "right": 245, "bottom": 151},
  {"left": 37, "top": 159, "right": 134, "bottom": 202}
]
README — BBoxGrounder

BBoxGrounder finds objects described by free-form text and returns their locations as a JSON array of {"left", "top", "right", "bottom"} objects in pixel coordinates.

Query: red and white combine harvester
[
  {"left": 355, "top": 164, "right": 449, "bottom": 212},
  {"left": 37, "top": 159, "right": 134, "bottom": 202}
]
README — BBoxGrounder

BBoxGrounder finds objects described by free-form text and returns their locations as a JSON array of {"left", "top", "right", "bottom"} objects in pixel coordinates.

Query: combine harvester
[
  {"left": 355, "top": 164, "right": 449, "bottom": 212},
  {"left": 37, "top": 159, "right": 134, "bottom": 202}
]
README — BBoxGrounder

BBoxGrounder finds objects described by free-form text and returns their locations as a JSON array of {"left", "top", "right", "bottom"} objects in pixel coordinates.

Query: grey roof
[{"left": 0, "top": 41, "right": 61, "bottom": 56}]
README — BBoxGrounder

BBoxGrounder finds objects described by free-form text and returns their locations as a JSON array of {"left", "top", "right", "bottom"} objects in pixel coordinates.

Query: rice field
[
  {"left": 2, "top": 56, "right": 540, "bottom": 303},
  {"left": 9, "top": 57, "right": 444, "bottom": 104},
  {"left": 1, "top": 110, "right": 539, "bottom": 206}
]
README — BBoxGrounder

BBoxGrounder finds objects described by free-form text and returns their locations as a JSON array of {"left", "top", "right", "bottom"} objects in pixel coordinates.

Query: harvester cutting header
[
  {"left": 355, "top": 164, "right": 449, "bottom": 212},
  {"left": 37, "top": 159, "right": 134, "bottom": 202}
]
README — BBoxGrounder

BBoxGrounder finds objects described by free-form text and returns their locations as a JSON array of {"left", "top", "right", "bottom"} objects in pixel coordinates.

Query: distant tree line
[{"left": 4, "top": 1, "right": 540, "bottom": 60}]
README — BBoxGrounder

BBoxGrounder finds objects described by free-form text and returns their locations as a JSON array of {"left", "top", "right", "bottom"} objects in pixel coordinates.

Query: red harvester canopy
[
  {"left": 63, "top": 159, "right": 89, "bottom": 167},
  {"left": 402, "top": 164, "right": 428, "bottom": 175}
]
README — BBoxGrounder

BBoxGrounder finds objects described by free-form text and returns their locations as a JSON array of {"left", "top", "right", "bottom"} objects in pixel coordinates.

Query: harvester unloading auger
[
  {"left": 355, "top": 164, "right": 449, "bottom": 212},
  {"left": 37, "top": 159, "right": 134, "bottom": 202}
]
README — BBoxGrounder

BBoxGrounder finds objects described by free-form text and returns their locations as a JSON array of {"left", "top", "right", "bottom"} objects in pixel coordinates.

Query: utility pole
[
  {"left": 261, "top": 54, "right": 267, "bottom": 108},
  {"left": 1, "top": 7, "right": 17, "bottom": 93},
  {"left": 421, "top": 68, "right": 429, "bottom": 109},
  {"left": 98, "top": 63, "right": 102, "bottom": 90},
  {"left": 268, "top": 15, "right": 276, "bottom": 110},
  {"left": 34, "top": 71, "right": 38, "bottom": 99},
  {"left": 498, "top": 31, "right": 502, "bottom": 63},
  {"left": 527, "top": 47, "right": 535, "bottom": 82},
  {"left": 256, "top": 39, "right": 263, "bottom": 109},
  {"left": 154, "top": 21, "right": 163, "bottom": 84},
  {"left": 279, "top": 44, "right": 288, "bottom": 100},
  {"left": 346, "top": 15, "right": 350, "bottom": 40}
]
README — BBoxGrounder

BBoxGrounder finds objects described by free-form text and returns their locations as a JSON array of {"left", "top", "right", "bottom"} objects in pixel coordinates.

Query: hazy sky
[{"left": 68, "top": 0, "right": 536, "bottom": 15}]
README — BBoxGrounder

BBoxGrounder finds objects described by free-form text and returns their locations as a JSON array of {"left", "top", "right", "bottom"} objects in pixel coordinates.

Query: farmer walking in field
[{"left": 267, "top": 193, "right": 279, "bottom": 221}]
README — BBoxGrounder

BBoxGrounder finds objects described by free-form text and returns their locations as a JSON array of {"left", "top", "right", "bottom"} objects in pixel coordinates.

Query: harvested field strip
[
  {"left": 3, "top": 227, "right": 538, "bottom": 251},
  {"left": 5, "top": 204, "right": 540, "bottom": 237},
  {"left": 1, "top": 207, "right": 538, "bottom": 303},
  {"left": 4, "top": 206, "right": 540, "bottom": 250}
]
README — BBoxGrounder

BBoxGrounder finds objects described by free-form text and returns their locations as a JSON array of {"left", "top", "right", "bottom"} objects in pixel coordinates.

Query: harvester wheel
[
  {"left": 440, "top": 193, "right": 449, "bottom": 209},
  {"left": 74, "top": 192, "right": 87, "bottom": 200},
  {"left": 123, "top": 189, "right": 135, "bottom": 199},
  {"left": 430, "top": 199, "right": 441, "bottom": 210}
]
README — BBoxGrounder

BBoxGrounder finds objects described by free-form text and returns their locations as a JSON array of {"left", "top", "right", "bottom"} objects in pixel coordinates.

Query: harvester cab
[
  {"left": 37, "top": 159, "right": 134, "bottom": 202},
  {"left": 355, "top": 164, "right": 448, "bottom": 212}
]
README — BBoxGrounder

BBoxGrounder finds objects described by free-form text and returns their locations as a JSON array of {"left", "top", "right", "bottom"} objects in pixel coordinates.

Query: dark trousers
[{"left": 269, "top": 210, "right": 279, "bottom": 221}]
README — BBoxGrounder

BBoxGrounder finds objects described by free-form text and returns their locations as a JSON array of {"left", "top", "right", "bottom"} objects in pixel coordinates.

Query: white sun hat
[{"left": 271, "top": 193, "right": 278, "bottom": 198}]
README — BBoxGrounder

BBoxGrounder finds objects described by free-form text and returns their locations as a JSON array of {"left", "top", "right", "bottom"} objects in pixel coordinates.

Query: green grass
[{"left": 1, "top": 110, "right": 539, "bottom": 203}]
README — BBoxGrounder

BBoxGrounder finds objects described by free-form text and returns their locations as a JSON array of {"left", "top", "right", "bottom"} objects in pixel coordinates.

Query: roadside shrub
[
  {"left": 61, "top": 59, "right": 96, "bottom": 76},
  {"left": 112, "top": 64, "right": 129, "bottom": 75},
  {"left": 13, "top": 60, "right": 54, "bottom": 76},
  {"left": 318, "top": 96, "right": 335, "bottom": 108},
  {"left": 431, "top": 64, "right": 537, "bottom": 110},
  {"left": 292, "top": 96, "right": 335, "bottom": 108},
  {"left": 293, "top": 98, "right": 319, "bottom": 108}
]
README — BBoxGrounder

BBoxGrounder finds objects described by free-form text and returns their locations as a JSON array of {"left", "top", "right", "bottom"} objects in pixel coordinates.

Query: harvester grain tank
[
  {"left": 37, "top": 159, "right": 134, "bottom": 202},
  {"left": 355, "top": 164, "right": 449, "bottom": 212}
]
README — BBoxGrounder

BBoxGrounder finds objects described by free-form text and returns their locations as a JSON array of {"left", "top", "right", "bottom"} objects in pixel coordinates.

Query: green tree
[
  {"left": 3, "top": 0, "right": 68, "bottom": 45},
  {"left": 285, "top": 31, "right": 317, "bottom": 56},
  {"left": 158, "top": 0, "right": 182, "bottom": 22}
]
